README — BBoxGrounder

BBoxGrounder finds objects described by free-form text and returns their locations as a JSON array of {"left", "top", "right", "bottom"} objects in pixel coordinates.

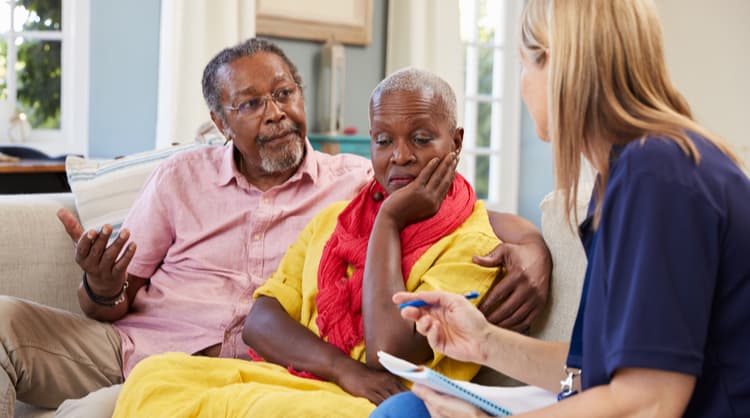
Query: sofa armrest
[
  {"left": 474, "top": 188, "right": 590, "bottom": 386},
  {"left": 0, "top": 193, "right": 82, "bottom": 314},
  {"left": 529, "top": 189, "right": 589, "bottom": 343}
]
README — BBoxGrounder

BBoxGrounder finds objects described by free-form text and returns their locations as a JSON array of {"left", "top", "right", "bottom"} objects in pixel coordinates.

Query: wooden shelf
[
  {"left": 0, "top": 160, "right": 69, "bottom": 194},
  {"left": 0, "top": 160, "right": 66, "bottom": 174}
]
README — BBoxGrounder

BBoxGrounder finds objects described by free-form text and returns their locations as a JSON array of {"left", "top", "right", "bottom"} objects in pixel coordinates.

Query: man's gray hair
[
  {"left": 202, "top": 38, "right": 303, "bottom": 120},
  {"left": 369, "top": 67, "right": 457, "bottom": 132}
]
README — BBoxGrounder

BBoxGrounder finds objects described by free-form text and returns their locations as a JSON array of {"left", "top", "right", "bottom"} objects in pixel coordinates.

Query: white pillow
[{"left": 65, "top": 143, "right": 208, "bottom": 234}]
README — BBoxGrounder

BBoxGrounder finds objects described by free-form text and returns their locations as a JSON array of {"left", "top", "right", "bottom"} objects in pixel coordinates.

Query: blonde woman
[{"left": 371, "top": 0, "right": 750, "bottom": 417}]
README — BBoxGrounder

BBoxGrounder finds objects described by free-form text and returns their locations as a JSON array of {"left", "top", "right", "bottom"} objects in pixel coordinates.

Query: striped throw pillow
[{"left": 65, "top": 143, "right": 207, "bottom": 235}]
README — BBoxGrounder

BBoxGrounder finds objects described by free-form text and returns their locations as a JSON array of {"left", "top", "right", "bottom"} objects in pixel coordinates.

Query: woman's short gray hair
[{"left": 369, "top": 67, "right": 457, "bottom": 132}]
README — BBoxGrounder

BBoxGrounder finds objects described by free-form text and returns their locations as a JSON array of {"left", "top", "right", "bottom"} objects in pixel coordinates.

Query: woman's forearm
[
  {"left": 480, "top": 326, "right": 570, "bottom": 392},
  {"left": 519, "top": 368, "right": 694, "bottom": 417},
  {"left": 362, "top": 214, "right": 431, "bottom": 368},
  {"left": 243, "top": 296, "right": 359, "bottom": 382}
]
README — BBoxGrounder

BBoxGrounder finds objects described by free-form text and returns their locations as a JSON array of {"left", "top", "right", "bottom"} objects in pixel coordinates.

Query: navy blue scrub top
[{"left": 578, "top": 133, "right": 750, "bottom": 417}]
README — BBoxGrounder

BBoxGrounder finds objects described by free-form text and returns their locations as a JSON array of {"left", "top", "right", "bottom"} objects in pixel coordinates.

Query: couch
[{"left": 0, "top": 188, "right": 588, "bottom": 417}]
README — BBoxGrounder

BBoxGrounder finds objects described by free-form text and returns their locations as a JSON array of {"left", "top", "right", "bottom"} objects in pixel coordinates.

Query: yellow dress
[{"left": 113, "top": 201, "right": 500, "bottom": 418}]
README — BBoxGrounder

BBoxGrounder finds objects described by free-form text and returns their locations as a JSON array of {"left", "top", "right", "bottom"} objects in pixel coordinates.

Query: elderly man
[{"left": 0, "top": 38, "right": 550, "bottom": 417}]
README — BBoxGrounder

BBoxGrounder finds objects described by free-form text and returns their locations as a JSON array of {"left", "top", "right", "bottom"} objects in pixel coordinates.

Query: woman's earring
[{"left": 369, "top": 182, "right": 384, "bottom": 202}]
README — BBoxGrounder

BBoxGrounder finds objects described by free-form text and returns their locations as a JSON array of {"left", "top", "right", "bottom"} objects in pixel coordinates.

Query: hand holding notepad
[
  {"left": 377, "top": 351, "right": 513, "bottom": 416},
  {"left": 378, "top": 351, "right": 557, "bottom": 416}
]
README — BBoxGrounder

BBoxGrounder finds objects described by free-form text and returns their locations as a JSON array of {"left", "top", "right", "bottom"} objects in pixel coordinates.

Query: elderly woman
[
  {"left": 372, "top": 0, "right": 750, "bottom": 417},
  {"left": 112, "top": 68, "right": 506, "bottom": 417}
]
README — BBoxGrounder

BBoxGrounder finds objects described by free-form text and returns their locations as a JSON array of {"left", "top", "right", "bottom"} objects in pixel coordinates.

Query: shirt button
[
  {"left": 262, "top": 197, "right": 270, "bottom": 204},
  {"left": 253, "top": 233, "right": 262, "bottom": 241}
]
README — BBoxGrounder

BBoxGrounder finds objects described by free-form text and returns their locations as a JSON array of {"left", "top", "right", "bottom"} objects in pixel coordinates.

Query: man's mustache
[{"left": 257, "top": 123, "right": 302, "bottom": 144}]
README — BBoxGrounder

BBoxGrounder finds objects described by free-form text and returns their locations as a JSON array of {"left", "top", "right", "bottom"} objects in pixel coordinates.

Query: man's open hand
[{"left": 56, "top": 208, "right": 135, "bottom": 297}]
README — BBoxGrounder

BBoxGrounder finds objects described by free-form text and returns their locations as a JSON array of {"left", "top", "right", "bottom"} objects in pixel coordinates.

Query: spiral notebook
[{"left": 377, "top": 351, "right": 513, "bottom": 416}]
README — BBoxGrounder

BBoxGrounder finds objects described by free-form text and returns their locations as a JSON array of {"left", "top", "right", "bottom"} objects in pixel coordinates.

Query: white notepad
[
  {"left": 378, "top": 351, "right": 557, "bottom": 416},
  {"left": 378, "top": 351, "right": 513, "bottom": 416}
]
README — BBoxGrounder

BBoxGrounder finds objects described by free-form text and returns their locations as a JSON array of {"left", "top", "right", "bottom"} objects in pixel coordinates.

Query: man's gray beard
[{"left": 258, "top": 137, "right": 304, "bottom": 174}]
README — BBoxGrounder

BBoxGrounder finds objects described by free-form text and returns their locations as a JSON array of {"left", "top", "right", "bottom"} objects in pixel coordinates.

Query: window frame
[
  {"left": 459, "top": 0, "right": 522, "bottom": 214},
  {"left": 0, "top": 0, "right": 89, "bottom": 156}
]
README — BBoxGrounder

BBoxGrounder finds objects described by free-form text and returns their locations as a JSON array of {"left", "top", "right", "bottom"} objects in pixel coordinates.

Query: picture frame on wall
[{"left": 255, "top": 0, "right": 373, "bottom": 45}]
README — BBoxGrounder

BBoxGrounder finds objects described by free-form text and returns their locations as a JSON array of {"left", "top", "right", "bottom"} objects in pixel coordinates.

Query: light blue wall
[
  {"left": 517, "top": 105, "right": 553, "bottom": 228},
  {"left": 88, "top": 0, "right": 161, "bottom": 158}
]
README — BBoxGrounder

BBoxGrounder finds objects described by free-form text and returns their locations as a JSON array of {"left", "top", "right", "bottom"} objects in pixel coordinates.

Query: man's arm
[
  {"left": 487, "top": 211, "right": 544, "bottom": 244},
  {"left": 479, "top": 211, "right": 552, "bottom": 331}
]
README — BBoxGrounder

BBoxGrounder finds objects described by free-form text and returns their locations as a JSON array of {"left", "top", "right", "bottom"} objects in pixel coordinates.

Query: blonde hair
[{"left": 520, "top": 0, "right": 741, "bottom": 227}]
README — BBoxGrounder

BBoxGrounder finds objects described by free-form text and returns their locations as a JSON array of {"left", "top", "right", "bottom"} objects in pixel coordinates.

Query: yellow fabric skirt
[{"left": 112, "top": 353, "right": 376, "bottom": 418}]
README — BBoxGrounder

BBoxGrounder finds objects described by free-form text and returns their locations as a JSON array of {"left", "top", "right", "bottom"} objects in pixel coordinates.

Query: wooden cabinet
[{"left": 0, "top": 160, "right": 70, "bottom": 194}]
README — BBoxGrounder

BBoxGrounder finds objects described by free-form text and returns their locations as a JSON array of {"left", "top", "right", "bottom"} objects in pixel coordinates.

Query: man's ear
[
  {"left": 210, "top": 112, "right": 230, "bottom": 141},
  {"left": 453, "top": 127, "right": 464, "bottom": 155}
]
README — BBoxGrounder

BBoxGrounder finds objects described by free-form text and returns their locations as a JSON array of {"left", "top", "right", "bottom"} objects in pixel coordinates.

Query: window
[
  {"left": 0, "top": 0, "right": 89, "bottom": 156},
  {"left": 459, "top": 0, "right": 522, "bottom": 213}
]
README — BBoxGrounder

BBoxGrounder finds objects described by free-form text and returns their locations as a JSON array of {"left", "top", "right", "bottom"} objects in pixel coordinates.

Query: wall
[
  {"left": 516, "top": 0, "right": 750, "bottom": 227},
  {"left": 656, "top": 0, "right": 750, "bottom": 165},
  {"left": 268, "top": 0, "right": 388, "bottom": 136},
  {"left": 518, "top": 105, "right": 553, "bottom": 228},
  {"left": 88, "top": 0, "right": 161, "bottom": 158},
  {"left": 87, "top": 0, "right": 387, "bottom": 158}
]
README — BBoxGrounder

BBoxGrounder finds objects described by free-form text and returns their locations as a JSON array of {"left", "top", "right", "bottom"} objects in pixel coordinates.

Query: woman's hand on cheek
[{"left": 379, "top": 152, "right": 458, "bottom": 230}]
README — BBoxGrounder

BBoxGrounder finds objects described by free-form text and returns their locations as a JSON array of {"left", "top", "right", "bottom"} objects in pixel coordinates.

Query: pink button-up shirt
[{"left": 114, "top": 141, "right": 372, "bottom": 376}]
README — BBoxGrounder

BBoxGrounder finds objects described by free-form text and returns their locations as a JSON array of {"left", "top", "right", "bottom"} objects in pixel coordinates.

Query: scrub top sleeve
[{"left": 593, "top": 166, "right": 721, "bottom": 378}]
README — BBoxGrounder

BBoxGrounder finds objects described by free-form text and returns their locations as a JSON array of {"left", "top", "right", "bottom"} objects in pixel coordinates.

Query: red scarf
[{"left": 315, "top": 174, "right": 476, "bottom": 355}]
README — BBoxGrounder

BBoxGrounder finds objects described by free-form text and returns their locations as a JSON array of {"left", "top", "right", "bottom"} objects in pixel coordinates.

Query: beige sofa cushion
[
  {"left": 529, "top": 188, "right": 590, "bottom": 343},
  {"left": 474, "top": 188, "right": 590, "bottom": 386},
  {"left": 0, "top": 193, "right": 82, "bottom": 314}
]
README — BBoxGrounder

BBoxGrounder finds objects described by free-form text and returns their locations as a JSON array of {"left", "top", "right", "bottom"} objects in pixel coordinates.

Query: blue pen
[{"left": 398, "top": 291, "right": 480, "bottom": 309}]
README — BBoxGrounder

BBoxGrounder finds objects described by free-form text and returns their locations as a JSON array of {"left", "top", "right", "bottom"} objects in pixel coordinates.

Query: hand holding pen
[
  {"left": 398, "top": 291, "right": 480, "bottom": 309},
  {"left": 393, "top": 290, "right": 491, "bottom": 365}
]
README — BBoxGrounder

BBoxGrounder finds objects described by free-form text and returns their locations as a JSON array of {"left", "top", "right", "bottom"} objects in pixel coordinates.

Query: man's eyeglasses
[{"left": 225, "top": 85, "right": 300, "bottom": 118}]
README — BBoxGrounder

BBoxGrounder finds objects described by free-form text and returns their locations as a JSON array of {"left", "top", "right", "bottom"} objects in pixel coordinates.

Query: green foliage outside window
[
  {"left": 18, "top": 39, "right": 61, "bottom": 129},
  {"left": 4, "top": 0, "right": 62, "bottom": 129}
]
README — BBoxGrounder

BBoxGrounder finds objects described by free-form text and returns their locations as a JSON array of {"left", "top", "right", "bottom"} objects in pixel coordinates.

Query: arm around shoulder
[{"left": 478, "top": 211, "right": 552, "bottom": 331}]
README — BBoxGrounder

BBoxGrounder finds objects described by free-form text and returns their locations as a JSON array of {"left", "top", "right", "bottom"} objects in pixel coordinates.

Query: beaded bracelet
[{"left": 82, "top": 272, "right": 129, "bottom": 307}]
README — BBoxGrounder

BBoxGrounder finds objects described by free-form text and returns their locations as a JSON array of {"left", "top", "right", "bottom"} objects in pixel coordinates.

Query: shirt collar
[
  {"left": 289, "top": 138, "right": 320, "bottom": 185},
  {"left": 215, "top": 137, "right": 319, "bottom": 188},
  {"left": 216, "top": 144, "right": 240, "bottom": 187}
]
